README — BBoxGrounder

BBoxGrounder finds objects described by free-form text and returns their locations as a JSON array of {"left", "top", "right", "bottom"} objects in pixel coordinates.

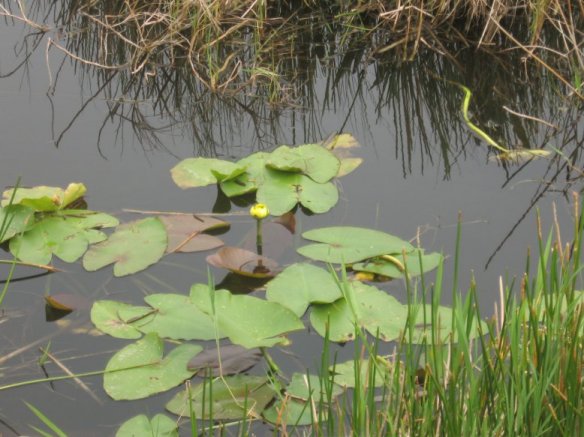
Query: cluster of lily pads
[{"left": 0, "top": 136, "right": 486, "bottom": 434}]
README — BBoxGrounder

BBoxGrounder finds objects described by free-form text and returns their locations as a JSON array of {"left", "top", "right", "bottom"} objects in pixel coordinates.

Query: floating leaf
[
  {"left": 166, "top": 375, "right": 276, "bottom": 420},
  {"left": 118, "top": 293, "right": 221, "bottom": 341},
  {"left": 91, "top": 300, "right": 144, "bottom": 339},
  {"left": 324, "top": 133, "right": 363, "bottom": 177},
  {"left": 286, "top": 372, "right": 343, "bottom": 401},
  {"left": 45, "top": 293, "right": 90, "bottom": 312},
  {"left": 116, "top": 414, "right": 177, "bottom": 437},
  {"left": 187, "top": 345, "right": 262, "bottom": 376},
  {"left": 2, "top": 183, "right": 87, "bottom": 211},
  {"left": 257, "top": 170, "right": 339, "bottom": 216},
  {"left": 10, "top": 212, "right": 118, "bottom": 265},
  {"left": 496, "top": 149, "right": 551, "bottom": 162},
  {"left": 353, "top": 251, "right": 443, "bottom": 279},
  {"left": 0, "top": 205, "right": 35, "bottom": 243},
  {"left": 331, "top": 358, "right": 391, "bottom": 388},
  {"left": 104, "top": 333, "right": 200, "bottom": 400},
  {"left": 219, "top": 152, "right": 271, "bottom": 197},
  {"left": 263, "top": 398, "right": 323, "bottom": 426},
  {"left": 266, "top": 144, "right": 340, "bottom": 183},
  {"left": 310, "top": 281, "right": 408, "bottom": 342},
  {"left": 83, "top": 217, "right": 167, "bottom": 277},
  {"left": 190, "top": 285, "right": 304, "bottom": 348},
  {"left": 298, "top": 226, "right": 414, "bottom": 264},
  {"left": 266, "top": 263, "right": 342, "bottom": 316},
  {"left": 159, "top": 214, "right": 228, "bottom": 253},
  {"left": 171, "top": 158, "right": 246, "bottom": 189},
  {"left": 206, "top": 247, "right": 278, "bottom": 279}
]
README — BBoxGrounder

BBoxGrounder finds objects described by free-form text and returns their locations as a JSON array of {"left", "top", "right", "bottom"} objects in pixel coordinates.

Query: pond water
[{"left": 1, "top": 6, "right": 583, "bottom": 435}]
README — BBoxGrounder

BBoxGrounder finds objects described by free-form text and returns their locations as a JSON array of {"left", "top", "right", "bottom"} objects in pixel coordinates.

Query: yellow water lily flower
[{"left": 250, "top": 203, "right": 270, "bottom": 220}]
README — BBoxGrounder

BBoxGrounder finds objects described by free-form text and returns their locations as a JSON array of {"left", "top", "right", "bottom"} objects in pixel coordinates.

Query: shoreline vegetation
[{"left": 1, "top": 0, "right": 582, "bottom": 101}]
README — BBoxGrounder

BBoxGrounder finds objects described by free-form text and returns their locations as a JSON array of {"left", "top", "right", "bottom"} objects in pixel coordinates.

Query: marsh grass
[{"left": 297, "top": 200, "right": 584, "bottom": 436}]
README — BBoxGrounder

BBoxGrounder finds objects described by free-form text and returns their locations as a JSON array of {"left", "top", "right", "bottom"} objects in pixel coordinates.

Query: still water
[{"left": 0, "top": 6, "right": 582, "bottom": 435}]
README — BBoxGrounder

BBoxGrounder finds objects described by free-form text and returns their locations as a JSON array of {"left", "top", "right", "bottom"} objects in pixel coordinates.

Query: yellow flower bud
[{"left": 250, "top": 203, "right": 269, "bottom": 220}]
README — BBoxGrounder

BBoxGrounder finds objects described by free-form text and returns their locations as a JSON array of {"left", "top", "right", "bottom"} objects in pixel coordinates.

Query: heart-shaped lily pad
[
  {"left": 91, "top": 300, "right": 145, "bottom": 339},
  {"left": 266, "top": 144, "right": 340, "bottom": 183},
  {"left": 206, "top": 247, "right": 278, "bottom": 278},
  {"left": 159, "top": 214, "right": 228, "bottom": 253},
  {"left": 190, "top": 284, "right": 304, "bottom": 348},
  {"left": 104, "top": 333, "right": 201, "bottom": 400},
  {"left": 266, "top": 263, "right": 342, "bottom": 316},
  {"left": 286, "top": 372, "right": 343, "bottom": 401},
  {"left": 171, "top": 158, "right": 246, "bottom": 189},
  {"left": 9, "top": 212, "right": 119, "bottom": 265},
  {"left": 166, "top": 375, "right": 276, "bottom": 420},
  {"left": 2, "top": 183, "right": 87, "bottom": 211},
  {"left": 118, "top": 293, "right": 222, "bottom": 341},
  {"left": 257, "top": 170, "right": 339, "bottom": 216},
  {"left": 298, "top": 226, "right": 414, "bottom": 264},
  {"left": 219, "top": 152, "right": 271, "bottom": 197},
  {"left": 263, "top": 397, "right": 324, "bottom": 427},
  {"left": 353, "top": 251, "right": 443, "bottom": 279},
  {"left": 116, "top": 414, "right": 177, "bottom": 437},
  {"left": 331, "top": 357, "right": 391, "bottom": 388},
  {"left": 0, "top": 204, "right": 35, "bottom": 243},
  {"left": 187, "top": 345, "right": 262, "bottom": 376},
  {"left": 310, "top": 281, "right": 408, "bottom": 342},
  {"left": 83, "top": 217, "right": 167, "bottom": 277}
]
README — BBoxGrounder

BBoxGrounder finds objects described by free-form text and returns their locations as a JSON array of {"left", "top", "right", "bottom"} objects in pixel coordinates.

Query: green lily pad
[
  {"left": 298, "top": 226, "right": 414, "bottom": 264},
  {"left": 104, "top": 333, "right": 200, "bottom": 400},
  {"left": 263, "top": 398, "right": 323, "bottom": 426},
  {"left": 257, "top": 170, "right": 339, "bottom": 216},
  {"left": 0, "top": 205, "right": 35, "bottom": 243},
  {"left": 406, "top": 304, "right": 487, "bottom": 344},
  {"left": 166, "top": 375, "right": 276, "bottom": 420},
  {"left": 83, "top": 217, "right": 167, "bottom": 277},
  {"left": 9, "top": 212, "right": 118, "bottom": 265},
  {"left": 190, "top": 284, "right": 304, "bottom": 348},
  {"left": 353, "top": 251, "right": 443, "bottom": 279},
  {"left": 331, "top": 357, "right": 391, "bottom": 388},
  {"left": 171, "top": 158, "right": 246, "bottom": 189},
  {"left": 2, "top": 183, "right": 87, "bottom": 211},
  {"left": 118, "top": 293, "right": 222, "bottom": 341},
  {"left": 310, "top": 281, "right": 408, "bottom": 342},
  {"left": 219, "top": 152, "right": 271, "bottom": 197},
  {"left": 91, "top": 300, "right": 145, "bottom": 339},
  {"left": 116, "top": 414, "right": 178, "bottom": 437},
  {"left": 266, "top": 263, "right": 342, "bottom": 316},
  {"left": 286, "top": 372, "right": 343, "bottom": 401},
  {"left": 266, "top": 144, "right": 340, "bottom": 183}
]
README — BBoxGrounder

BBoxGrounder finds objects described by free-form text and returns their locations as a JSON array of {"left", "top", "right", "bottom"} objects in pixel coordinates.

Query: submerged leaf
[
  {"left": 187, "top": 345, "right": 262, "bottom": 376},
  {"left": 166, "top": 375, "right": 276, "bottom": 420},
  {"left": 159, "top": 214, "right": 227, "bottom": 253},
  {"left": 171, "top": 158, "right": 246, "bottom": 189},
  {"left": 310, "top": 281, "right": 408, "bottom": 342},
  {"left": 266, "top": 263, "right": 342, "bottom": 316},
  {"left": 104, "top": 333, "right": 201, "bottom": 400},
  {"left": 190, "top": 285, "right": 304, "bottom": 348},
  {"left": 116, "top": 414, "right": 177, "bottom": 437},
  {"left": 83, "top": 217, "right": 167, "bottom": 276},
  {"left": 298, "top": 226, "right": 414, "bottom": 264},
  {"left": 2, "top": 183, "right": 87, "bottom": 211},
  {"left": 206, "top": 247, "right": 278, "bottom": 278}
]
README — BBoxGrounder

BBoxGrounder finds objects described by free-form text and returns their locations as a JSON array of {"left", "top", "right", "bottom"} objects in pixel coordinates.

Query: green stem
[{"left": 256, "top": 219, "right": 263, "bottom": 257}]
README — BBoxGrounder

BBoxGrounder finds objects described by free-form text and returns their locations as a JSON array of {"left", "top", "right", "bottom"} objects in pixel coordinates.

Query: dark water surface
[{"left": 1, "top": 8, "right": 583, "bottom": 435}]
